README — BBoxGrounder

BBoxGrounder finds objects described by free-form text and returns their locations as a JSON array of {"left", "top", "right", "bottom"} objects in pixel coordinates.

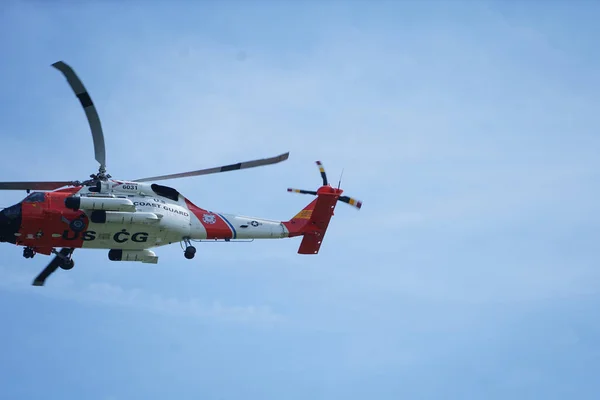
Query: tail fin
[
  {"left": 284, "top": 160, "right": 362, "bottom": 254},
  {"left": 283, "top": 186, "right": 342, "bottom": 254}
]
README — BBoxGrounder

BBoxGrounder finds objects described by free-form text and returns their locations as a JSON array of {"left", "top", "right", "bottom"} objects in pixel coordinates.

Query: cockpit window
[
  {"left": 3, "top": 203, "right": 21, "bottom": 219},
  {"left": 23, "top": 192, "right": 46, "bottom": 203}
]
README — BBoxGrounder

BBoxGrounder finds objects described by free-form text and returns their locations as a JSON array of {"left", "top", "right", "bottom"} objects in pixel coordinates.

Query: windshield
[
  {"left": 2, "top": 203, "right": 22, "bottom": 220},
  {"left": 23, "top": 192, "right": 46, "bottom": 203}
]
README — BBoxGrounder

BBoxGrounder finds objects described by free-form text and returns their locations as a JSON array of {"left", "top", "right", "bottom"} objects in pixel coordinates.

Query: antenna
[{"left": 337, "top": 168, "right": 345, "bottom": 189}]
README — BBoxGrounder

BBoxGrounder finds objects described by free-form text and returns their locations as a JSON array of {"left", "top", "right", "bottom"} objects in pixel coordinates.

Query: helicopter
[{"left": 0, "top": 61, "right": 363, "bottom": 286}]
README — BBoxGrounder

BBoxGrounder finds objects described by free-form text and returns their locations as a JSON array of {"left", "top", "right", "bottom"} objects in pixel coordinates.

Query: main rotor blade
[
  {"left": 52, "top": 61, "right": 107, "bottom": 172},
  {"left": 134, "top": 152, "right": 290, "bottom": 182},
  {"left": 32, "top": 248, "right": 73, "bottom": 286},
  {"left": 32, "top": 261, "right": 60, "bottom": 286},
  {"left": 0, "top": 181, "right": 75, "bottom": 191}
]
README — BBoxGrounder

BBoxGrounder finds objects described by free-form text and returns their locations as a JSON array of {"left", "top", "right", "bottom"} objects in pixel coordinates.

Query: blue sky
[{"left": 1, "top": 0, "right": 600, "bottom": 398}]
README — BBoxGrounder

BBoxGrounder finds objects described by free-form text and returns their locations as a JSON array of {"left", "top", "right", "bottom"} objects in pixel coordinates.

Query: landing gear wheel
[
  {"left": 23, "top": 247, "right": 35, "bottom": 259},
  {"left": 60, "top": 259, "right": 75, "bottom": 270},
  {"left": 184, "top": 246, "right": 196, "bottom": 260},
  {"left": 69, "top": 218, "right": 86, "bottom": 232}
]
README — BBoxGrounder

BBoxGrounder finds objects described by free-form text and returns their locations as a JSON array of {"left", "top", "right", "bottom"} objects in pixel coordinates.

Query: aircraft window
[
  {"left": 3, "top": 204, "right": 21, "bottom": 219},
  {"left": 151, "top": 184, "right": 179, "bottom": 201},
  {"left": 23, "top": 192, "right": 46, "bottom": 203}
]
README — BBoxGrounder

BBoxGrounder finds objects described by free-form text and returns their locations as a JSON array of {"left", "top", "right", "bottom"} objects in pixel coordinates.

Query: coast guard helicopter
[{"left": 0, "top": 61, "right": 362, "bottom": 286}]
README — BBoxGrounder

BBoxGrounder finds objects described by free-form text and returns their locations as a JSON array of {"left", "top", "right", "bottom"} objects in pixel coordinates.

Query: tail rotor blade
[
  {"left": 316, "top": 161, "right": 328, "bottom": 186},
  {"left": 287, "top": 188, "right": 317, "bottom": 195},
  {"left": 52, "top": 61, "right": 107, "bottom": 173},
  {"left": 338, "top": 195, "right": 363, "bottom": 209}
]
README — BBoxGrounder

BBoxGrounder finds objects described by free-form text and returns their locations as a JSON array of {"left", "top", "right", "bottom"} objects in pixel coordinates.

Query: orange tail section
[{"left": 283, "top": 186, "right": 343, "bottom": 254}]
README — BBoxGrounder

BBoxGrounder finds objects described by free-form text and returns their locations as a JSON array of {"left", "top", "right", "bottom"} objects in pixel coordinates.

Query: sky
[{"left": 1, "top": 0, "right": 600, "bottom": 398}]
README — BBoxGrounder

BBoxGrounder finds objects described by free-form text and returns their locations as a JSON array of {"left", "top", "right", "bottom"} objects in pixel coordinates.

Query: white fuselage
[{"left": 73, "top": 180, "right": 289, "bottom": 252}]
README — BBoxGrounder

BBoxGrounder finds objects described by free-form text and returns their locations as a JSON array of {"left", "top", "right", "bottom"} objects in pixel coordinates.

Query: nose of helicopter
[{"left": 0, "top": 203, "right": 22, "bottom": 244}]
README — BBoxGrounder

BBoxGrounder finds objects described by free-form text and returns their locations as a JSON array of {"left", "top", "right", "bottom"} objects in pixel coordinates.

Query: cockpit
[
  {"left": 0, "top": 202, "right": 22, "bottom": 243},
  {"left": 23, "top": 192, "right": 46, "bottom": 203}
]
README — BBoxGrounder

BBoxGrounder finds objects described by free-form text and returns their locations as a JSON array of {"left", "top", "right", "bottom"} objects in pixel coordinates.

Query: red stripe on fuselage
[{"left": 184, "top": 198, "right": 233, "bottom": 239}]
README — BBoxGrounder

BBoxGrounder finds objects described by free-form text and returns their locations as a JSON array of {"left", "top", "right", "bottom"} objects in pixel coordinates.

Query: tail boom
[{"left": 183, "top": 183, "right": 353, "bottom": 255}]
